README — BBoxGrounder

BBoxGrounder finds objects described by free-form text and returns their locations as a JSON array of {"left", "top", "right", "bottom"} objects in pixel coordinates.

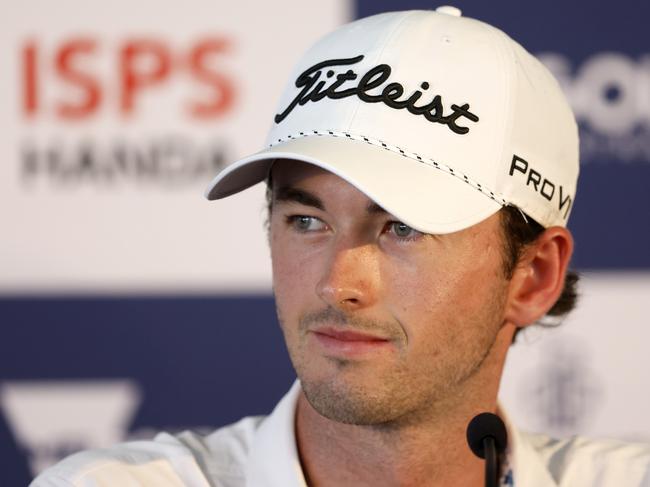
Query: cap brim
[{"left": 205, "top": 135, "right": 502, "bottom": 234}]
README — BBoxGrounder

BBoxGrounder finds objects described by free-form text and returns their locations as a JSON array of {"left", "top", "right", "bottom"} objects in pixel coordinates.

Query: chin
[{"left": 299, "top": 374, "right": 410, "bottom": 426}]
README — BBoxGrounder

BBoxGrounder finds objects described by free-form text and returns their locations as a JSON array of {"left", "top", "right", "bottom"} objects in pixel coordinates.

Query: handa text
[{"left": 275, "top": 55, "right": 479, "bottom": 135}]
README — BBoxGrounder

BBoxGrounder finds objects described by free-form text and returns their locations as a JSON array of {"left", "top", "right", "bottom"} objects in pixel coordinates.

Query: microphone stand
[{"left": 483, "top": 436, "right": 498, "bottom": 487}]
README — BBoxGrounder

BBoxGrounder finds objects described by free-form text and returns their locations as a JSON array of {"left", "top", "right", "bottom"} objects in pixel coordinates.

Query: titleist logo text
[{"left": 275, "top": 55, "right": 479, "bottom": 135}]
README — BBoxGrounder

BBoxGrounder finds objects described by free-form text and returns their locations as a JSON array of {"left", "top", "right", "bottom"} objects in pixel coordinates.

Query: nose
[{"left": 316, "top": 241, "right": 380, "bottom": 312}]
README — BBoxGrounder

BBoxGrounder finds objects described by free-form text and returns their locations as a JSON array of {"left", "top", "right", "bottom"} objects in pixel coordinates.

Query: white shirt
[{"left": 31, "top": 381, "right": 650, "bottom": 486}]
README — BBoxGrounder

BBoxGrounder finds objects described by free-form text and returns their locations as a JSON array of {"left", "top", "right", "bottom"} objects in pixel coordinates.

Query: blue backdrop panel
[{"left": 0, "top": 296, "right": 294, "bottom": 486}]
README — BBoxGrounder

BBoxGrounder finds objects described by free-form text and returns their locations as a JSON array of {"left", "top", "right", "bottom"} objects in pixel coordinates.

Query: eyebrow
[
  {"left": 274, "top": 186, "right": 324, "bottom": 210},
  {"left": 274, "top": 185, "right": 387, "bottom": 215}
]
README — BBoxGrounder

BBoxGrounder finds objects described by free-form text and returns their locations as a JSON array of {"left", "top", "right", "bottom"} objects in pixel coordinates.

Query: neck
[{"left": 294, "top": 323, "right": 516, "bottom": 487}]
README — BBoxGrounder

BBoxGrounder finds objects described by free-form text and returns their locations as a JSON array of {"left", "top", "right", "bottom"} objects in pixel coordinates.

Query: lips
[
  {"left": 314, "top": 328, "right": 389, "bottom": 342},
  {"left": 310, "top": 327, "right": 393, "bottom": 357}
]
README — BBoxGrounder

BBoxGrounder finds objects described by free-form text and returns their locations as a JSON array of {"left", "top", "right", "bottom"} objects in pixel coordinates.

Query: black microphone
[{"left": 466, "top": 412, "right": 508, "bottom": 487}]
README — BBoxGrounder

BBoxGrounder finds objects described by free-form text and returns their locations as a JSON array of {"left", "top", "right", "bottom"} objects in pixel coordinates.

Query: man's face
[{"left": 269, "top": 160, "right": 512, "bottom": 426}]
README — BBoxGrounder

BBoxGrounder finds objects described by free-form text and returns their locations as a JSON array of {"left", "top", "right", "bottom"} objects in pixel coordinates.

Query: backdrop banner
[{"left": 1, "top": 1, "right": 648, "bottom": 485}]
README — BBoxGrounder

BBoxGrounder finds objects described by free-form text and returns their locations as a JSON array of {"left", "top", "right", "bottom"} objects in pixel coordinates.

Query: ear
[{"left": 504, "top": 226, "right": 574, "bottom": 327}]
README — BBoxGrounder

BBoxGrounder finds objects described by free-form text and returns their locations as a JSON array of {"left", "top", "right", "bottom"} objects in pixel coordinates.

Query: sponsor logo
[
  {"left": 509, "top": 155, "right": 573, "bottom": 219},
  {"left": 275, "top": 55, "right": 479, "bottom": 135},
  {"left": 17, "top": 36, "right": 237, "bottom": 189},
  {"left": 21, "top": 37, "right": 235, "bottom": 120},
  {"left": 0, "top": 380, "right": 141, "bottom": 476},
  {"left": 539, "top": 52, "right": 650, "bottom": 163},
  {"left": 21, "top": 136, "right": 228, "bottom": 187}
]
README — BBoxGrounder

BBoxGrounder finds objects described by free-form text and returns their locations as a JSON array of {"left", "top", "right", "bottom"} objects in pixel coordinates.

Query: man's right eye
[{"left": 285, "top": 215, "right": 327, "bottom": 233}]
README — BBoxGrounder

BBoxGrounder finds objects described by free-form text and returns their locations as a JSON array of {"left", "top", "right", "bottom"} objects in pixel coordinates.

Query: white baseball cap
[{"left": 205, "top": 6, "right": 579, "bottom": 234}]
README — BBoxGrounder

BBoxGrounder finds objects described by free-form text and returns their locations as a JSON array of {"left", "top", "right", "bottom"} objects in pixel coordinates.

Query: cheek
[
  {"left": 383, "top": 240, "right": 506, "bottom": 340},
  {"left": 381, "top": 246, "right": 466, "bottom": 315},
  {"left": 270, "top": 227, "right": 319, "bottom": 323}
]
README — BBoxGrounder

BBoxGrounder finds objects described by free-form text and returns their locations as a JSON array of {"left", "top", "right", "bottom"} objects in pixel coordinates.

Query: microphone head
[{"left": 466, "top": 412, "right": 508, "bottom": 459}]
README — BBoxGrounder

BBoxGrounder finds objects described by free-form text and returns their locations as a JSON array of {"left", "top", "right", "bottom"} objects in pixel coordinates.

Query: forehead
[
  {"left": 271, "top": 159, "right": 342, "bottom": 187},
  {"left": 270, "top": 159, "right": 384, "bottom": 211}
]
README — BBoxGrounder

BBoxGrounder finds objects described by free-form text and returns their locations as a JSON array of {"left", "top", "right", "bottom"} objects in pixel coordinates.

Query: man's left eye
[
  {"left": 386, "top": 221, "right": 423, "bottom": 240},
  {"left": 287, "top": 215, "right": 326, "bottom": 232}
]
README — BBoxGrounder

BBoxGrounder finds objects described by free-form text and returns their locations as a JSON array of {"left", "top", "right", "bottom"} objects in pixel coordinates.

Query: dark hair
[{"left": 499, "top": 205, "right": 579, "bottom": 339}]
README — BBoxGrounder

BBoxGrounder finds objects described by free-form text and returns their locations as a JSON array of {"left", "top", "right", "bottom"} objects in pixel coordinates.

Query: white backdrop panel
[
  {"left": 500, "top": 272, "right": 650, "bottom": 442},
  {"left": 0, "top": 0, "right": 351, "bottom": 294}
]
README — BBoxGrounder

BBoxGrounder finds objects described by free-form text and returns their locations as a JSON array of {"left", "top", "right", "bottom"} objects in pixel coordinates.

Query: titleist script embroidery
[{"left": 275, "top": 55, "right": 479, "bottom": 135}]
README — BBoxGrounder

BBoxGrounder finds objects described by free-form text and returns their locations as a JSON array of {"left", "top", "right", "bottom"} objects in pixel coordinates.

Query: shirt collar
[
  {"left": 498, "top": 405, "right": 558, "bottom": 487},
  {"left": 245, "top": 380, "right": 306, "bottom": 487}
]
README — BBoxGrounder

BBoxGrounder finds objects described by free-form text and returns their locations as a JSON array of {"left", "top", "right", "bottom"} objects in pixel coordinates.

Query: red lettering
[
  {"left": 120, "top": 39, "right": 171, "bottom": 115},
  {"left": 22, "top": 36, "right": 236, "bottom": 121},
  {"left": 55, "top": 38, "right": 101, "bottom": 119},
  {"left": 187, "top": 38, "right": 235, "bottom": 119},
  {"left": 23, "top": 41, "right": 38, "bottom": 116}
]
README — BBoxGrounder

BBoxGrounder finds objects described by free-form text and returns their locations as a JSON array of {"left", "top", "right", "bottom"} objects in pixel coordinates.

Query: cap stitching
[{"left": 269, "top": 130, "right": 508, "bottom": 206}]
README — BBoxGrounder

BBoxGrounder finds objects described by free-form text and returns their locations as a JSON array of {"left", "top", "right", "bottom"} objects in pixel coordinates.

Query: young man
[{"left": 32, "top": 6, "right": 650, "bottom": 487}]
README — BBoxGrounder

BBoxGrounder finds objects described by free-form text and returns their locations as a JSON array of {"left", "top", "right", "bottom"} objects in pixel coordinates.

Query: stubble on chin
[{"left": 299, "top": 369, "right": 416, "bottom": 426}]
